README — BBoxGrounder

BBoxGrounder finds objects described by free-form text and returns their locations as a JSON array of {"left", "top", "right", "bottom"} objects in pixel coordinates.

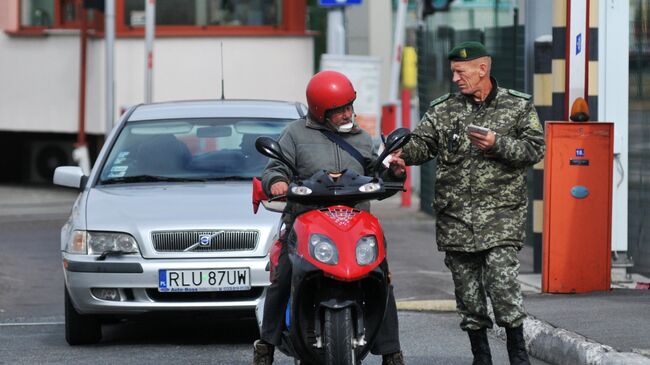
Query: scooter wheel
[{"left": 323, "top": 307, "right": 357, "bottom": 365}]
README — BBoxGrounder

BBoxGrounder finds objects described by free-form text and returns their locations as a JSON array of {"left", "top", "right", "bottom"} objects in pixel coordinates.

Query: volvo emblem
[{"left": 199, "top": 234, "right": 211, "bottom": 246}]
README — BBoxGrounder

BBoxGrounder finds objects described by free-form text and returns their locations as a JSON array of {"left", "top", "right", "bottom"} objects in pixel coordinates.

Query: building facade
[{"left": 0, "top": 0, "right": 314, "bottom": 183}]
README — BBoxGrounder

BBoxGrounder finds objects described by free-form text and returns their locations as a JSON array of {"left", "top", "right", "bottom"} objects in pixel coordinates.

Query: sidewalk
[
  {"left": 3, "top": 185, "right": 650, "bottom": 364},
  {"left": 0, "top": 184, "right": 78, "bottom": 219},
  {"left": 373, "top": 193, "right": 650, "bottom": 365}
]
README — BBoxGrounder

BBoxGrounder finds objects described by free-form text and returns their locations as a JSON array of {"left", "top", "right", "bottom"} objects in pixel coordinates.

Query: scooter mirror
[
  {"left": 384, "top": 127, "right": 412, "bottom": 153},
  {"left": 374, "top": 128, "right": 411, "bottom": 176},
  {"left": 255, "top": 136, "right": 300, "bottom": 177}
]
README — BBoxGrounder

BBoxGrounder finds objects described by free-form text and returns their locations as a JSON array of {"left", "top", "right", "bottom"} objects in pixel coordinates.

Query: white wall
[
  {"left": 0, "top": 34, "right": 313, "bottom": 134},
  {"left": 346, "top": 0, "right": 392, "bottom": 104},
  {"left": 367, "top": 0, "right": 392, "bottom": 105},
  {"left": 0, "top": 32, "right": 81, "bottom": 133}
]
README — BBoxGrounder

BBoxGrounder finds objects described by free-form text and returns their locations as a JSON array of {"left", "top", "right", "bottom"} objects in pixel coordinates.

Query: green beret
[{"left": 448, "top": 41, "right": 490, "bottom": 61}]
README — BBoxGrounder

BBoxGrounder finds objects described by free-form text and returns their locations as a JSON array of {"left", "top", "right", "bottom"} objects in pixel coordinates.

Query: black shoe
[
  {"left": 382, "top": 351, "right": 405, "bottom": 365},
  {"left": 467, "top": 329, "right": 492, "bottom": 365},
  {"left": 252, "top": 339, "right": 274, "bottom": 365},
  {"left": 506, "top": 326, "right": 531, "bottom": 365}
]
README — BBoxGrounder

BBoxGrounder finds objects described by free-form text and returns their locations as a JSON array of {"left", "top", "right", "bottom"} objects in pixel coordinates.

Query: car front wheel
[{"left": 64, "top": 287, "right": 102, "bottom": 345}]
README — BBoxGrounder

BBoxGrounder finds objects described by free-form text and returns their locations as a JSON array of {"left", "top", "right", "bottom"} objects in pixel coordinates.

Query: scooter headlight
[
  {"left": 356, "top": 235, "right": 378, "bottom": 265},
  {"left": 291, "top": 186, "right": 312, "bottom": 195},
  {"left": 358, "top": 182, "right": 381, "bottom": 193},
  {"left": 309, "top": 234, "right": 338, "bottom": 265}
]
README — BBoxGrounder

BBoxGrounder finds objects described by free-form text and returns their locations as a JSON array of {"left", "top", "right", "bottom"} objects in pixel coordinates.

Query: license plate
[{"left": 158, "top": 268, "right": 250, "bottom": 292}]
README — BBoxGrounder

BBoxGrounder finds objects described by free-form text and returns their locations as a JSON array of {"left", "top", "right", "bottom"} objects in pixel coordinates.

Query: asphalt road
[
  {"left": 0, "top": 217, "right": 63, "bottom": 322},
  {"left": 1, "top": 311, "right": 545, "bottom": 365},
  {"left": 0, "top": 211, "right": 549, "bottom": 364}
]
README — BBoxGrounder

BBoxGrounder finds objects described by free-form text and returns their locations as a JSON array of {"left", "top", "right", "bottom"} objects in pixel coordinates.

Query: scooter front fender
[{"left": 292, "top": 206, "right": 386, "bottom": 281}]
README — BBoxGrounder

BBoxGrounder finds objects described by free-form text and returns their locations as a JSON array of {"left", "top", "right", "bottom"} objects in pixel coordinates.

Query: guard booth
[{"left": 542, "top": 122, "right": 614, "bottom": 293}]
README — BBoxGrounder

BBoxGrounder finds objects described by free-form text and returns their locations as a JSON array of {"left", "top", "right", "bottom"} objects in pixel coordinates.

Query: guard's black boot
[
  {"left": 506, "top": 326, "right": 531, "bottom": 365},
  {"left": 382, "top": 350, "right": 405, "bottom": 365},
  {"left": 467, "top": 329, "right": 492, "bottom": 365},
  {"left": 252, "top": 339, "right": 274, "bottom": 365}
]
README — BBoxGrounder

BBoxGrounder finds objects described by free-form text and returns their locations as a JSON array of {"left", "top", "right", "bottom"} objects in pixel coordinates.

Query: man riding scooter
[{"left": 252, "top": 70, "right": 406, "bottom": 365}]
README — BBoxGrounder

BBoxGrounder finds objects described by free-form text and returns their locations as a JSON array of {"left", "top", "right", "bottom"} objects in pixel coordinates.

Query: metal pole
[
  {"left": 326, "top": 7, "right": 345, "bottom": 55},
  {"left": 105, "top": 0, "right": 115, "bottom": 138},
  {"left": 73, "top": 2, "right": 91, "bottom": 175},
  {"left": 145, "top": 0, "right": 156, "bottom": 103},
  {"left": 78, "top": 3, "right": 88, "bottom": 147},
  {"left": 388, "top": 0, "right": 407, "bottom": 103},
  {"left": 400, "top": 88, "right": 412, "bottom": 207}
]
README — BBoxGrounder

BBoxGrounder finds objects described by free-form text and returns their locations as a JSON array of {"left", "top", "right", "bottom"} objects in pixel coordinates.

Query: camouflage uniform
[{"left": 401, "top": 78, "right": 545, "bottom": 330}]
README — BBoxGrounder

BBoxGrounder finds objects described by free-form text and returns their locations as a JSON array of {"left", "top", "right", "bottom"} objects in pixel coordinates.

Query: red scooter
[{"left": 252, "top": 128, "right": 410, "bottom": 365}]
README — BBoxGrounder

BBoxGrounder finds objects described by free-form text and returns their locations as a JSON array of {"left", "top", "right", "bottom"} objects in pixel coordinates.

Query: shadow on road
[{"left": 99, "top": 312, "right": 260, "bottom": 345}]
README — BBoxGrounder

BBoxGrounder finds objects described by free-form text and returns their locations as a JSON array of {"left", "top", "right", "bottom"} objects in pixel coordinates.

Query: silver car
[{"left": 54, "top": 100, "right": 304, "bottom": 345}]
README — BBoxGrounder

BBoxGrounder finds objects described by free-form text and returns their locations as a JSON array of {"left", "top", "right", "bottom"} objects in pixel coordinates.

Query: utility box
[{"left": 542, "top": 122, "right": 614, "bottom": 293}]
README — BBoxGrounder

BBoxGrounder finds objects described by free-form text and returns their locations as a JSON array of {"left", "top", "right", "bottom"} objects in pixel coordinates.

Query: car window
[{"left": 98, "top": 118, "right": 291, "bottom": 184}]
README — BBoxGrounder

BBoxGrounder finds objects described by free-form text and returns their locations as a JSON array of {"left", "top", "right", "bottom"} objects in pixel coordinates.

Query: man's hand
[
  {"left": 468, "top": 130, "right": 496, "bottom": 151},
  {"left": 389, "top": 149, "right": 406, "bottom": 177},
  {"left": 270, "top": 181, "right": 289, "bottom": 197}
]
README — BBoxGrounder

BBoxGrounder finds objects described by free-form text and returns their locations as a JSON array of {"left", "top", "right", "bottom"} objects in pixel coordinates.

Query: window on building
[
  {"left": 20, "top": 0, "right": 54, "bottom": 27},
  {"left": 19, "top": 0, "right": 96, "bottom": 29},
  {"left": 13, "top": 0, "right": 300, "bottom": 36},
  {"left": 122, "top": 0, "right": 282, "bottom": 28},
  {"left": 60, "top": 0, "right": 80, "bottom": 27}
]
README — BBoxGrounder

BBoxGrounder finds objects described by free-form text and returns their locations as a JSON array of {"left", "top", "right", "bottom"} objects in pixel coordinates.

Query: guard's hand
[
  {"left": 389, "top": 149, "right": 406, "bottom": 177},
  {"left": 468, "top": 130, "right": 496, "bottom": 151},
  {"left": 270, "top": 181, "right": 289, "bottom": 197}
]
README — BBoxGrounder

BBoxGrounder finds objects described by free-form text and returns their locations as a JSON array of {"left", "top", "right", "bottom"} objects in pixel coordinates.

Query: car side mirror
[
  {"left": 53, "top": 166, "right": 88, "bottom": 191},
  {"left": 255, "top": 136, "right": 299, "bottom": 177},
  {"left": 374, "top": 128, "right": 411, "bottom": 175}
]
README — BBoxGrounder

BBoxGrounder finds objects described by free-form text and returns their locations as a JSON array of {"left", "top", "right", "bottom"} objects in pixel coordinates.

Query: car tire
[{"left": 64, "top": 287, "right": 102, "bottom": 345}]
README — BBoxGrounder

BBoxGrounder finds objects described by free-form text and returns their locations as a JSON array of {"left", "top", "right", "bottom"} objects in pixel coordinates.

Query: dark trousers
[{"left": 260, "top": 243, "right": 401, "bottom": 355}]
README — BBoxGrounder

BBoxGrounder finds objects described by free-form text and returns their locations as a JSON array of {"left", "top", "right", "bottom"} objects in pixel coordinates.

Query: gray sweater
[{"left": 262, "top": 116, "right": 400, "bottom": 224}]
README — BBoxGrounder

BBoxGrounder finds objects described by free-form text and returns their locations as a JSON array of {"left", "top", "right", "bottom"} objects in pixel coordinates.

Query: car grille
[{"left": 151, "top": 230, "right": 259, "bottom": 252}]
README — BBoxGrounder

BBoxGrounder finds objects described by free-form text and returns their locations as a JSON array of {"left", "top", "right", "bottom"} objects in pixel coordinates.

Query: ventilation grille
[
  {"left": 320, "top": 207, "right": 360, "bottom": 227},
  {"left": 151, "top": 230, "right": 258, "bottom": 252}
]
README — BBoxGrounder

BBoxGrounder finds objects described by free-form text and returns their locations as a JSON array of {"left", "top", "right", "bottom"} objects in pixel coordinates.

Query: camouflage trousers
[{"left": 444, "top": 246, "right": 526, "bottom": 331}]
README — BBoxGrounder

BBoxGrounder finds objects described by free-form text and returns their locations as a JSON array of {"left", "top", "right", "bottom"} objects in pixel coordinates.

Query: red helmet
[{"left": 306, "top": 70, "right": 357, "bottom": 122}]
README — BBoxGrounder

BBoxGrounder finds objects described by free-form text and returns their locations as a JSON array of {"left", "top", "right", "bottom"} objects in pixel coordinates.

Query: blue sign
[
  {"left": 576, "top": 33, "right": 582, "bottom": 55},
  {"left": 576, "top": 148, "right": 584, "bottom": 157},
  {"left": 159, "top": 270, "right": 167, "bottom": 288},
  {"left": 319, "top": 0, "right": 362, "bottom": 6}
]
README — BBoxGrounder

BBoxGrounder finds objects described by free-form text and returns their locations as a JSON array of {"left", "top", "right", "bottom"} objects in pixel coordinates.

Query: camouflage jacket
[{"left": 401, "top": 82, "right": 545, "bottom": 252}]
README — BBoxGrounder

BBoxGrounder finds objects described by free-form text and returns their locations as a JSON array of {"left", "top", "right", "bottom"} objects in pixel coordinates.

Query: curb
[
  {"left": 397, "top": 300, "right": 650, "bottom": 365},
  {"left": 396, "top": 300, "right": 456, "bottom": 312},
  {"left": 507, "top": 316, "right": 650, "bottom": 365}
]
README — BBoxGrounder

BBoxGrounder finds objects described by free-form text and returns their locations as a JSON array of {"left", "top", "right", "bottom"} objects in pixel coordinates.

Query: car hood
[{"left": 85, "top": 182, "right": 281, "bottom": 258}]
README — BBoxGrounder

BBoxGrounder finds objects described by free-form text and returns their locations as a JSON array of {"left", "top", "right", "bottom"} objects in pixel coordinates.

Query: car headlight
[
  {"left": 66, "top": 231, "right": 140, "bottom": 255},
  {"left": 309, "top": 234, "right": 338, "bottom": 265},
  {"left": 356, "top": 235, "right": 378, "bottom": 265}
]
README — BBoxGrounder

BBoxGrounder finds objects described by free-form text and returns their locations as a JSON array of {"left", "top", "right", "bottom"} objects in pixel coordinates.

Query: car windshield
[{"left": 98, "top": 117, "right": 291, "bottom": 185}]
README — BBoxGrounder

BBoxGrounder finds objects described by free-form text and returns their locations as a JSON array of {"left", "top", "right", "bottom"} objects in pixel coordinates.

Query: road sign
[{"left": 319, "top": 0, "right": 362, "bottom": 6}]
